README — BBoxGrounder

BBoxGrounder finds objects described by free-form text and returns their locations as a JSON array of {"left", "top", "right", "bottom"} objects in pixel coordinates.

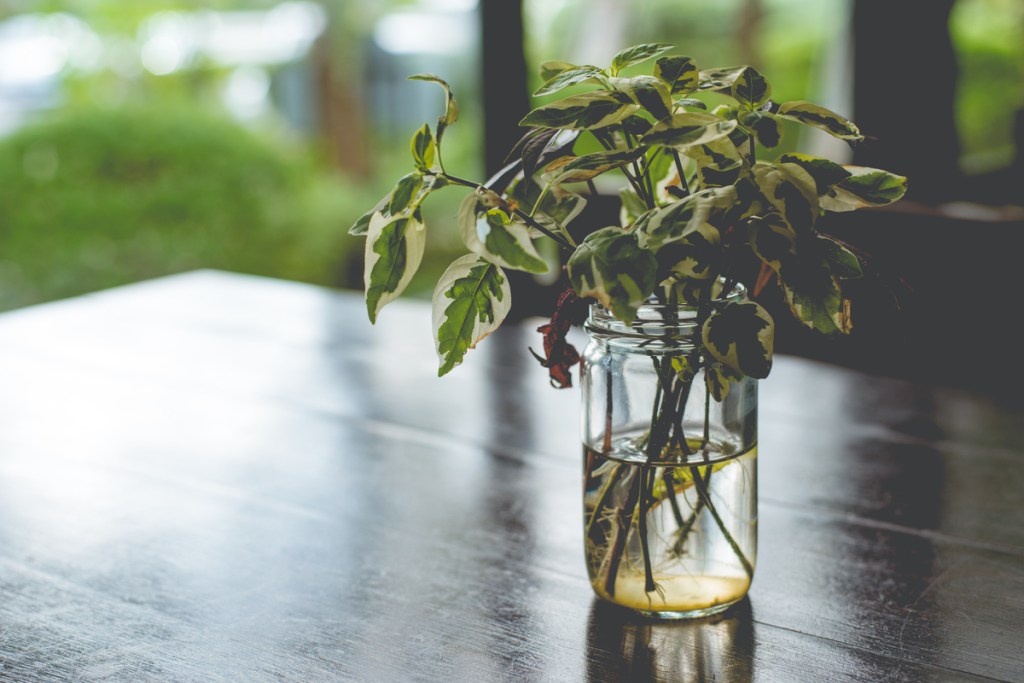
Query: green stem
[
  {"left": 690, "top": 464, "right": 754, "bottom": 580},
  {"left": 670, "top": 149, "right": 690, "bottom": 197},
  {"left": 435, "top": 172, "right": 576, "bottom": 251},
  {"left": 637, "top": 469, "right": 656, "bottom": 593}
]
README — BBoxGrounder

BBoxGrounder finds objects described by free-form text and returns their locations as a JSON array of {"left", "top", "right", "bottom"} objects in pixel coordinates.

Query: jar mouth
[{"left": 585, "top": 281, "right": 747, "bottom": 339}]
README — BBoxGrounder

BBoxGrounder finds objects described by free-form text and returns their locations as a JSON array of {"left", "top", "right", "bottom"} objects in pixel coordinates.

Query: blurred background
[{"left": 0, "top": 0, "right": 1019, "bottom": 384}]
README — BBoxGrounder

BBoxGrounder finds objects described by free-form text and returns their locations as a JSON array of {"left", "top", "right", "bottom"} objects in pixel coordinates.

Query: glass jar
[{"left": 580, "top": 287, "right": 758, "bottom": 619}]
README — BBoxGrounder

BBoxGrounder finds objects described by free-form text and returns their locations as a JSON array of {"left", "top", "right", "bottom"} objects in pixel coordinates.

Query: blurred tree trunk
[
  {"left": 852, "top": 0, "right": 961, "bottom": 203},
  {"left": 737, "top": 0, "right": 763, "bottom": 68},
  {"left": 481, "top": 0, "right": 529, "bottom": 177},
  {"left": 314, "top": 3, "right": 371, "bottom": 176}
]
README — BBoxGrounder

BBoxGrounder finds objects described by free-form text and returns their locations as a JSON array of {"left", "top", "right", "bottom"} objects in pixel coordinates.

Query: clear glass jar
[{"left": 580, "top": 287, "right": 758, "bottom": 619}]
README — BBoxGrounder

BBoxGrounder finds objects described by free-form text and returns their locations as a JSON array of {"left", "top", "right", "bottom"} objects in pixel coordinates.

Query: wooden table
[{"left": 0, "top": 270, "right": 1021, "bottom": 682}]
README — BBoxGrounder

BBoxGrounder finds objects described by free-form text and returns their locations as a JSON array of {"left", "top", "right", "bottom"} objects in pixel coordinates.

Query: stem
[
  {"left": 690, "top": 464, "right": 755, "bottom": 580},
  {"left": 603, "top": 467, "right": 642, "bottom": 596},
  {"left": 670, "top": 149, "right": 690, "bottom": 198},
  {"left": 637, "top": 469, "right": 656, "bottom": 593},
  {"left": 435, "top": 172, "right": 576, "bottom": 251}
]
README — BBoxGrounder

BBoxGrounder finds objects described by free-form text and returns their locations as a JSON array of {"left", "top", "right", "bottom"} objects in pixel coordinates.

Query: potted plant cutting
[{"left": 349, "top": 43, "right": 907, "bottom": 618}]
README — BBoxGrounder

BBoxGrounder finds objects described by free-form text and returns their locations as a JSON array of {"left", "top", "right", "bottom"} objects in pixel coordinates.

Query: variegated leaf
[
  {"left": 697, "top": 66, "right": 747, "bottom": 92},
  {"left": 348, "top": 192, "right": 389, "bottom": 236},
  {"left": 819, "top": 166, "right": 909, "bottom": 212},
  {"left": 704, "top": 364, "right": 731, "bottom": 402},
  {"left": 638, "top": 187, "right": 733, "bottom": 250},
  {"left": 364, "top": 210, "right": 426, "bottom": 323},
  {"left": 819, "top": 235, "right": 862, "bottom": 278},
  {"left": 748, "top": 211, "right": 797, "bottom": 274},
  {"left": 776, "top": 101, "right": 862, "bottom": 141},
  {"left": 701, "top": 301, "right": 774, "bottom": 379},
  {"left": 676, "top": 97, "right": 708, "bottom": 110},
  {"left": 520, "top": 91, "right": 639, "bottom": 130},
  {"left": 685, "top": 137, "right": 744, "bottom": 188},
  {"left": 642, "top": 113, "right": 738, "bottom": 152},
  {"left": 610, "top": 43, "right": 674, "bottom": 75},
  {"left": 664, "top": 278, "right": 725, "bottom": 306},
  {"left": 731, "top": 67, "right": 771, "bottom": 109},
  {"left": 549, "top": 147, "right": 647, "bottom": 183},
  {"left": 656, "top": 221, "right": 721, "bottom": 280},
  {"left": 388, "top": 172, "right": 425, "bottom": 216},
  {"left": 432, "top": 255, "right": 511, "bottom": 376},
  {"left": 654, "top": 55, "right": 698, "bottom": 94},
  {"left": 751, "top": 162, "right": 819, "bottom": 231},
  {"left": 534, "top": 65, "right": 606, "bottom": 96},
  {"left": 539, "top": 60, "right": 576, "bottom": 81},
  {"left": 610, "top": 75, "right": 673, "bottom": 121},
  {"left": 781, "top": 264, "right": 851, "bottom": 334},
  {"left": 410, "top": 124, "right": 435, "bottom": 171},
  {"left": 739, "top": 110, "right": 781, "bottom": 148},
  {"left": 409, "top": 73, "right": 459, "bottom": 141},
  {"left": 776, "top": 153, "right": 852, "bottom": 195},
  {"left": 619, "top": 188, "right": 648, "bottom": 226},
  {"left": 458, "top": 193, "right": 548, "bottom": 274},
  {"left": 567, "top": 227, "right": 657, "bottom": 323}
]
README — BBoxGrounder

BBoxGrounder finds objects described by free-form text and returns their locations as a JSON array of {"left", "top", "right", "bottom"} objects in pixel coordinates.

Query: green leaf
[
  {"left": 654, "top": 55, "right": 698, "bottom": 94},
  {"left": 731, "top": 67, "right": 771, "bottom": 108},
  {"left": 671, "top": 356, "right": 696, "bottom": 382},
  {"left": 364, "top": 211, "right": 426, "bottom": 323},
  {"left": 819, "top": 235, "right": 862, "bottom": 278},
  {"left": 701, "top": 301, "right": 774, "bottom": 379},
  {"left": 776, "top": 153, "right": 852, "bottom": 195},
  {"left": 610, "top": 75, "right": 673, "bottom": 121},
  {"left": 619, "top": 188, "right": 648, "bottom": 226},
  {"left": 776, "top": 101, "right": 862, "bottom": 141},
  {"left": 458, "top": 193, "right": 548, "bottom": 274},
  {"left": 567, "top": 227, "right": 658, "bottom": 322},
  {"left": 534, "top": 65, "right": 606, "bottom": 96},
  {"left": 409, "top": 73, "right": 459, "bottom": 141},
  {"left": 751, "top": 162, "right": 819, "bottom": 231},
  {"left": 539, "top": 60, "right": 576, "bottom": 81},
  {"left": 432, "top": 255, "right": 511, "bottom": 376},
  {"left": 697, "top": 66, "right": 747, "bottom": 92},
  {"left": 611, "top": 43, "right": 673, "bottom": 75},
  {"left": 642, "top": 113, "right": 738, "bottom": 152},
  {"left": 388, "top": 172, "right": 425, "bottom": 215},
  {"left": 520, "top": 91, "right": 639, "bottom": 130},
  {"left": 410, "top": 124, "right": 435, "bottom": 171}
]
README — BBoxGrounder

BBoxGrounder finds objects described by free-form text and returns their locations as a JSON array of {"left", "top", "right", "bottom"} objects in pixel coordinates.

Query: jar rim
[{"left": 584, "top": 282, "right": 747, "bottom": 339}]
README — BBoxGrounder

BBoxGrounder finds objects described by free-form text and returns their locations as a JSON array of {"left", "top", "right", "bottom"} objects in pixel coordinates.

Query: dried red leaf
[{"left": 530, "top": 288, "right": 590, "bottom": 388}]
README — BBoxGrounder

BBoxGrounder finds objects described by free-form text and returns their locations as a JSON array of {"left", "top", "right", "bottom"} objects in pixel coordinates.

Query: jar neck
[{"left": 584, "top": 283, "right": 747, "bottom": 340}]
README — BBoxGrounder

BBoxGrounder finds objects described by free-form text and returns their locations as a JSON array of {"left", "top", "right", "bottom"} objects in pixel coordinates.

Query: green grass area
[{"left": 0, "top": 103, "right": 369, "bottom": 310}]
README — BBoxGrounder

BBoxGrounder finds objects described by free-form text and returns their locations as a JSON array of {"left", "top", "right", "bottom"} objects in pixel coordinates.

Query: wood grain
[{"left": 0, "top": 270, "right": 1020, "bottom": 682}]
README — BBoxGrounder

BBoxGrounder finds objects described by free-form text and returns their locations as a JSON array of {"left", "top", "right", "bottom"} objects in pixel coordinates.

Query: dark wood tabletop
[{"left": 0, "top": 269, "right": 1021, "bottom": 682}]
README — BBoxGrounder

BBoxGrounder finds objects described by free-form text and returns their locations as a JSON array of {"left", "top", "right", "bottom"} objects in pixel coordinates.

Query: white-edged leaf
[
  {"left": 534, "top": 65, "right": 606, "bottom": 96},
  {"left": 654, "top": 55, "right": 698, "bottom": 94},
  {"left": 520, "top": 91, "right": 639, "bottom": 130},
  {"left": 409, "top": 73, "right": 459, "bottom": 141},
  {"left": 776, "top": 101, "right": 862, "bottom": 141},
  {"left": 363, "top": 211, "right": 426, "bottom": 323},
  {"left": 642, "top": 113, "right": 738, "bottom": 151},
  {"left": 458, "top": 193, "right": 548, "bottom": 274},
  {"left": 432, "top": 255, "right": 511, "bottom": 376},
  {"left": 751, "top": 162, "right": 819, "bottom": 231},
  {"left": 610, "top": 75, "right": 672, "bottom": 121},
  {"left": 539, "top": 60, "right": 576, "bottom": 81},
  {"left": 731, "top": 67, "right": 771, "bottom": 108},
  {"left": 611, "top": 43, "right": 673, "bottom": 75},
  {"left": 819, "top": 166, "right": 909, "bottom": 211}
]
